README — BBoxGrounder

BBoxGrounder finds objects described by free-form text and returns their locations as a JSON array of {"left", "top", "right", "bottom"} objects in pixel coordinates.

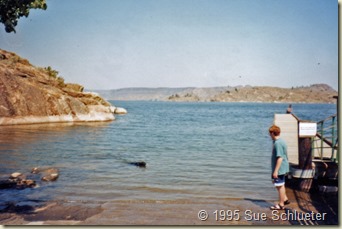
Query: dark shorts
[{"left": 273, "top": 174, "right": 286, "bottom": 187}]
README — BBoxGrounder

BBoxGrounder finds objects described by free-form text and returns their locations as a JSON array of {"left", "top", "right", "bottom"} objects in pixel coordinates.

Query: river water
[{"left": 0, "top": 102, "right": 336, "bottom": 207}]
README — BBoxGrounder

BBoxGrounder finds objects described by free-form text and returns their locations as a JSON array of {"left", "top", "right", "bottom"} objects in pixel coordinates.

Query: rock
[
  {"left": 31, "top": 167, "right": 58, "bottom": 175},
  {"left": 41, "top": 173, "right": 59, "bottom": 182},
  {"left": 9, "top": 173, "right": 27, "bottom": 183},
  {"left": 10, "top": 172, "right": 22, "bottom": 179},
  {"left": 0, "top": 176, "right": 36, "bottom": 190},
  {"left": 0, "top": 49, "right": 115, "bottom": 125},
  {"left": 114, "top": 107, "right": 127, "bottom": 114},
  {"left": 32, "top": 167, "right": 57, "bottom": 174},
  {"left": 31, "top": 167, "right": 59, "bottom": 182},
  {"left": 31, "top": 167, "right": 40, "bottom": 174},
  {"left": 1, "top": 167, "right": 60, "bottom": 190},
  {"left": 16, "top": 179, "right": 36, "bottom": 189},
  {"left": 24, "top": 179, "right": 36, "bottom": 187},
  {"left": 109, "top": 106, "right": 116, "bottom": 113},
  {"left": 65, "top": 83, "right": 84, "bottom": 92}
]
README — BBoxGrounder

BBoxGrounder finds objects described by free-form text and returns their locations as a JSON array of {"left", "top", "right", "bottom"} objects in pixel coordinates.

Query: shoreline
[
  {"left": 110, "top": 99, "right": 337, "bottom": 104},
  {"left": 0, "top": 186, "right": 337, "bottom": 225},
  {"left": 0, "top": 105, "right": 115, "bottom": 126}
]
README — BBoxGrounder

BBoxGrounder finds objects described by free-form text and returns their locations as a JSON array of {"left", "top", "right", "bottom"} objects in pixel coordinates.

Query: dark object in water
[
  {"left": 0, "top": 178, "right": 36, "bottom": 189},
  {"left": 128, "top": 161, "right": 146, "bottom": 168},
  {"left": 0, "top": 180, "right": 16, "bottom": 189}
]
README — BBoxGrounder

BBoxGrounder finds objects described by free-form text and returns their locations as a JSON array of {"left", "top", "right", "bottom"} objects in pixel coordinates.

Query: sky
[{"left": 0, "top": 0, "right": 339, "bottom": 90}]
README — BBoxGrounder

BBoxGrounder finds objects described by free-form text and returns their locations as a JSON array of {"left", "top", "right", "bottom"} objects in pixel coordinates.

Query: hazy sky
[{"left": 0, "top": 0, "right": 338, "bottom": 90}]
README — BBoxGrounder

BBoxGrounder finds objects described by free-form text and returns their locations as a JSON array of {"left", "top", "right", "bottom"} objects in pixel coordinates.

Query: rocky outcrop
[{"left": 0, "top": 49, "right": 115, "bottom": 125}]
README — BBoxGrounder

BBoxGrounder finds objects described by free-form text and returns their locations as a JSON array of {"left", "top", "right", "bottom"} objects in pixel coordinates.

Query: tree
[{"left": 0, "top": 0, "right": 47, "bottom": 33}]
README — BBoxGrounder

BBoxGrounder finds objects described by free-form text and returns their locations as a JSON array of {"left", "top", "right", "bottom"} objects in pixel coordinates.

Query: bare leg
[
  {"left": 284, "top": 186, "right": 289, "bottom": 202},
  {"left": 276, "top": 185, "right": 286, "bottom": 206}
]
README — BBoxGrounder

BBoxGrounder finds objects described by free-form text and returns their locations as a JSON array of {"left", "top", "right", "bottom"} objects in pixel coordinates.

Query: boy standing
[{"left": 269, "top": 125, "right": 290, "bottom": 210}]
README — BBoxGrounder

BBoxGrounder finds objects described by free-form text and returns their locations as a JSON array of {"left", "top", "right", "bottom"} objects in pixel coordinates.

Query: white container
[{"left": 290, "top": 166, "right": 315, "bottom": 179}]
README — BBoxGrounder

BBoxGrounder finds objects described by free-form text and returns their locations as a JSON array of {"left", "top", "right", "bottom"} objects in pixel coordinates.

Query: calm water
[{"left": 0, "top": 102, "right": 336, "bottom": 206}]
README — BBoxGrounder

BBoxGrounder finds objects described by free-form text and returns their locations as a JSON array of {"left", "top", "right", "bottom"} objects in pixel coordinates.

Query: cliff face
[{"left": 0, "top": 49, "right": 114, "bottom": 125}]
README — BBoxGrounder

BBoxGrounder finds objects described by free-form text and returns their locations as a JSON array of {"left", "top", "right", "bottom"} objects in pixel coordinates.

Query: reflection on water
[{"left": 0, "top": 122, "right": 112, "bottom": 145}]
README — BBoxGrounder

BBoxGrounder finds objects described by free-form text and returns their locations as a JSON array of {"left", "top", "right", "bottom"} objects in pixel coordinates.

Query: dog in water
[{"left": 128, "top": 161, "right": 146, "bottom": 168}]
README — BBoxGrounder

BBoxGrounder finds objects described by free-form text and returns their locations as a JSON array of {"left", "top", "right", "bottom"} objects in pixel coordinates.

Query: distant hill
[
  {"left": 94, "top": 87, "right": 191, "bottom": 101},
  {"left": 93, "top": 84, "right": 338, "bottom": 104}
]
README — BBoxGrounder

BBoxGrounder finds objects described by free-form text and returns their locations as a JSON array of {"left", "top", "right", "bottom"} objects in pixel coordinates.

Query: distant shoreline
[
  {"left": 93, "top": 84, "right": 337, "bottom": 104},
  {"left": 108, "top": 100, "right": 337, "bottom": 105}
]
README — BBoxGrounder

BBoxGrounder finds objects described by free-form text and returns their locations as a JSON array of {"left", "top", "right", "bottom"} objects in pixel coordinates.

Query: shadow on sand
[
  {"left": 281, "top": 181, "right": 337, "bottom": 225},
  {"left": 244, "top": 183, "right": 338, "bottom": 225}
]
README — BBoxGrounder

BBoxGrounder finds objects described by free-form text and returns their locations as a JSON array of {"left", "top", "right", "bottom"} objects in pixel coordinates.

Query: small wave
[{"left": 132, "top": 185, "right": 192, "bottom": 194}]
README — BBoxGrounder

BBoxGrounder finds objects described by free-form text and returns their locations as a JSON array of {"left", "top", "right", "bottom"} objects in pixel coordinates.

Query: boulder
[
  {"left": 109, "top": 106, "right": 116, "bottom": 113},
  {"left": 41, "top": 173, "right": 59, "bottom": 182},
  {"left": 9, "top": 172, "right": 26, "bottom": 182},
  {"left": 32, "top": 167, "right": 59, "bottom": 182},
  {"left": 31, "top": 167, "right": 58, "bottom": 175},
  {"left": 10, "top": 172, "right": 22, "bottom": 179},
  {"left": 114, "top": 107, "right": 127, "bottom": 115},
  {"left": 31, "top": 167, "right": 40, "bottom": 174},
  {"left": 24, "top": 179, "right": 36, "bottom": 187},
  {"left": 16, "top": 179, "right": 36, "bottom": 189}
]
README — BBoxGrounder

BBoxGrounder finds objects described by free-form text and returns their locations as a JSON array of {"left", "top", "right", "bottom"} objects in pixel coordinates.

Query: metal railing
[{"left": 312, "top": 114, "right": 338, "bottom": 162}]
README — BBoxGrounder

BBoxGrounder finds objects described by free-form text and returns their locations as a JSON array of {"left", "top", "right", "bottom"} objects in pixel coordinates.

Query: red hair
[{"left": 269, "top": 125, "right": 281, "bottom": 136}]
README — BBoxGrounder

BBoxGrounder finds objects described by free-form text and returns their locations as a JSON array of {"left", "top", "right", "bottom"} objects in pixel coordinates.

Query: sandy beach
[{"left": 0, "top": 185, "right": 338, "bottom": 226}]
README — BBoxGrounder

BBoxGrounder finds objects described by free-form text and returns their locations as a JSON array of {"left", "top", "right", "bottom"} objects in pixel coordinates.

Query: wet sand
[{"left": 0, "top": 186, "right": 338, "bottom": 225}]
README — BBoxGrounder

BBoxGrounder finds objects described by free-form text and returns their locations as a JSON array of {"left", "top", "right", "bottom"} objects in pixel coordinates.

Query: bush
[
  {"left": 44, "top": 66, "right": 59, "bottom": 78},
  {"left": 43, "top": 66, "right": 66, "bottom": 87}
]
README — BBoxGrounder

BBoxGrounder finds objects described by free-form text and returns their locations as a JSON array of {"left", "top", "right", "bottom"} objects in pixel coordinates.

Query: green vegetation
[
  {"left": 0, "top": 0, "right": 47, "bottom": 33},
  {"left": 168, "top": 94, "right": 180, "bottom": 99},
  {"left": 44, "top": 66, "right": 58, "bottom": 78},
  {"left": 43, "top": 66, "right": 65, "bottom": 87}
]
